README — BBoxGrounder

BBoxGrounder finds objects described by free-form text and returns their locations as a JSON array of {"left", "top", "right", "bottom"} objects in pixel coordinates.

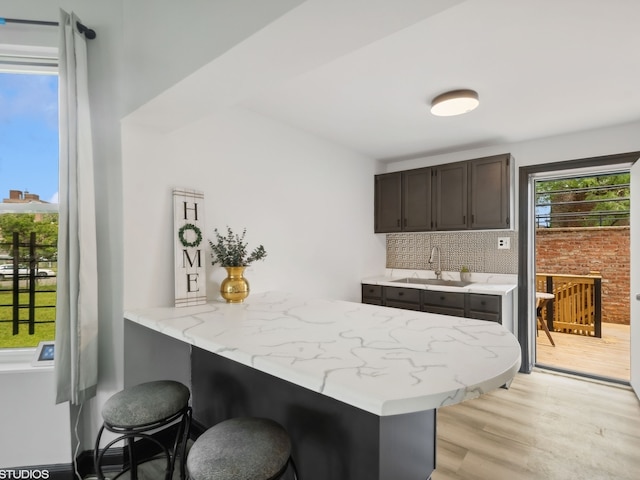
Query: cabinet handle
[
  {"left": 397, "top": 219, "right": 401, "bottom": 227},
  {"left": 398, "top": 292, "right": 404, "bottom": 296},
  {"left": 404, "top": 218, "right": 407, "bottom": 226}
]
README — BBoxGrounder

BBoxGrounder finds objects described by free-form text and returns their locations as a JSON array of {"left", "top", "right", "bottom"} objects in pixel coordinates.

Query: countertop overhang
[{"left": 125, "top": 291, "right": 521, "bottom": 416}]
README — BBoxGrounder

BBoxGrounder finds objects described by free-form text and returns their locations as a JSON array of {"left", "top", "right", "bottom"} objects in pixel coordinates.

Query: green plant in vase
[
  {"left": 209, "top": 227, "right": 267, "bottom": 303},
  {"left": 460, "top": 265, "right": 472, "bottom": 282}
]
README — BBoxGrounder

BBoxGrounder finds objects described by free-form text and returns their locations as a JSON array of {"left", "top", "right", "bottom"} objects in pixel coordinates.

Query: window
[{"left": 0, "top": 56, "right": 59, "bottom": 349}]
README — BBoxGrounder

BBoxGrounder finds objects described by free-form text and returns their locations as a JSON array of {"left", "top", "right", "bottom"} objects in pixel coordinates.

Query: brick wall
[{"left": 536, "top": 226, "right": 629, "bottom": 324}]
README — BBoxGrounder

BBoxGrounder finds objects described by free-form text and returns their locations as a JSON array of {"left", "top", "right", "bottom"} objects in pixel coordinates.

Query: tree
[
  {"left": 535, "top": 173, "right": 630, "bottom": 227},
  {"left": 0, "top": 213, "right": 58, "bottom": 261}
]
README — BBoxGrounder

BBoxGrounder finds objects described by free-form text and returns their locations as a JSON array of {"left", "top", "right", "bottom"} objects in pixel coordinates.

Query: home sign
[{"left": 173, "top": 188, "right": 206, "bottom": 307}]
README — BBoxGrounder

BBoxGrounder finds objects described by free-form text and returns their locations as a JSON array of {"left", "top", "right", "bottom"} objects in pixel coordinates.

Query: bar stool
[
  {"left": 187, "top": 417, "right": 299, "bottom": 480},
  {"left": 94, "top": 380, "right": 192, "bottom": 480}
]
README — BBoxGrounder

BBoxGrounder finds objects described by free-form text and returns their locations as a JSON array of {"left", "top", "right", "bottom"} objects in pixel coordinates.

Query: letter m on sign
[{"left": 173, "top": 188, "right": 206, "bottom": 307}]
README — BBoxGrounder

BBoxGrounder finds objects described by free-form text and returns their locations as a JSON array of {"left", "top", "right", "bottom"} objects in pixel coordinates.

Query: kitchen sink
[{"left": 391, "top": 278, "right": 472, "bottom": 287}]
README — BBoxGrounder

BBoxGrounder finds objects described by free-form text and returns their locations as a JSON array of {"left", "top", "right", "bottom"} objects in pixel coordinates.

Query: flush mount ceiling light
[{"left": 430, "top": 89, "right": 479, "bottom": 116}]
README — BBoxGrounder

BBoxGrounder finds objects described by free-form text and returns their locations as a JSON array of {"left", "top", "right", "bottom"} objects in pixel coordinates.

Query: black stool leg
[
  {"left": 128, "top": 436, "right": 138, "bottom": 480},
  {"left": 177, "top": 407, "right": 192, "bottom": 480},
  {"left": 94, "top": 424, "right": 106, "bottom": 480}
]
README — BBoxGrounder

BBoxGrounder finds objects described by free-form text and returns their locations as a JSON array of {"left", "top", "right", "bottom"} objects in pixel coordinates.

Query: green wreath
[{"left": 178, "top": 223, "right": 202, "bottom": 248}]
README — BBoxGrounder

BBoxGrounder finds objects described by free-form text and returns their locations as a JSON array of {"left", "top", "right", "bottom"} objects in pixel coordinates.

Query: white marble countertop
[
  {"left": 124, "top": 291, "right": 521, "bottom": 416},
  {"left": 362, "top": 269, "right": 517, "bottom": 295}
]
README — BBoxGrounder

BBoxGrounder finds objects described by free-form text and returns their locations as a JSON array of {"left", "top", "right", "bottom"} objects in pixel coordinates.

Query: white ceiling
[
  {"left": 239, "top": 0, "right": 640, "bottom": 160},
  {"left": 135, "top": 0, "right": 640, "bottom": 162}
]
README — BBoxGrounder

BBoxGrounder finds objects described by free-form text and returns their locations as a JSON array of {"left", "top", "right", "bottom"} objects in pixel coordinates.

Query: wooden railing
[{"left": 536, "top": 273, "right": 602, "bottom": 337}]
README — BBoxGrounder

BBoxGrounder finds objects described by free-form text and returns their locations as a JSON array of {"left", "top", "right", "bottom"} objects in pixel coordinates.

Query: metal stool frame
[{"left": 94, "top": 405, "right": 192, "bottom": 480}]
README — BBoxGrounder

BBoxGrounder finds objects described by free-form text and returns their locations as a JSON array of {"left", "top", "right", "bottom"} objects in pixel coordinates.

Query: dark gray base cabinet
[
  {"left": 362, "top": 285, "right": 502, "bottom": 324},
  {"left": 361, "top": 284, "right": 383, "bottom": 305}
]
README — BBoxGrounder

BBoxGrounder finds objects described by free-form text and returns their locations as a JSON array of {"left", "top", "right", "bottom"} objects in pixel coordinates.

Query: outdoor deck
[{"left": 536, "top": 322, "right": 630, "bottom": 382}]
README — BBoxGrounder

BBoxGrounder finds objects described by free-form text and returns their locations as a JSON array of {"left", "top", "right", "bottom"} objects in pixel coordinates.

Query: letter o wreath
[{"left": 178, "top": 223, "right": 202, "bottom": 248}]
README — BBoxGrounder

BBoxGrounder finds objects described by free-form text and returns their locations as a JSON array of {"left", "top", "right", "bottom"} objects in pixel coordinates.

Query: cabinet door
[
  {"left": 403, "top": 167, "right": 432, "bottom": 231},
  {"left": 385, "top": 286, "right": 421, "bottom": 305},
  {"left": 422, "top": 291, "right": 465, "bottom": 317},
  {"left": 467, "top": 294, "right": 502, "bottom": 323},
  {"left": 385, "top": 300, "right": 422, "bottom": 311},
  {"left": 434, "top": 162, "right": 468, "bottom": 230},
  {"left": 470, "top": 154, "right": 510, "bottom": 229},
  {"left": 375, "top": 172, "right": 402, "bottom": 233},
  {"left": 362, "top": 284, "right": 383, "bottom": 305},
  {"left": 384, "top": 286, "right": 422, "bottom": 311}
]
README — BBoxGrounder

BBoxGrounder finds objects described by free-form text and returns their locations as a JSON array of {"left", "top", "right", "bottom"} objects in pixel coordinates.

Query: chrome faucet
[{"left": 429, "top": 246, "right": 442, "bottom": 279}]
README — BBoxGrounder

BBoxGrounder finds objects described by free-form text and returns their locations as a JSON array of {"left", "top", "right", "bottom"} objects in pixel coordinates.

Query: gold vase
[{"left": 220, "top": 266, "right": 250, "bottom": 303}]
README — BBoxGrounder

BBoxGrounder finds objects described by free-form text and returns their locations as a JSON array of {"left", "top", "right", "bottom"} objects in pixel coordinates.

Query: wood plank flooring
[
  {"left": 433, "top": 370, "right": 640, "bottom": 480},
  {"left": 536, "top": 322, "right": 630, "bottom": 381}
]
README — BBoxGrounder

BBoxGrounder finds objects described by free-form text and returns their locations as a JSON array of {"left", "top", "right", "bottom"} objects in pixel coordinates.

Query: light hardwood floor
[
  {"left": 433, "top": 370, "right": 640, "bottom": 480},
  {"left": 536, "top": 322, "right": 630, "bottom": 381}
]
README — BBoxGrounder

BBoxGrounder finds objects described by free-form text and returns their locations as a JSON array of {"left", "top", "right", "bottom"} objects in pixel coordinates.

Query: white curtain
[{"left": 55, "top": 10, "right": 99, "bottom": 405}]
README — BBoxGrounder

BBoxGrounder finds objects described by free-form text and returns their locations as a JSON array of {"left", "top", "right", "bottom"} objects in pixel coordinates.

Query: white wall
[
  {"left": 0, "top": 368, "right": 72, "bottom": 467},
  {"left": 122, "top": 106, "right": 385, "bottom": 309}
]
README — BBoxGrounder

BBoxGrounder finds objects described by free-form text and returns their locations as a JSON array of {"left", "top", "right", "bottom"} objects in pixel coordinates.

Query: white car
[{"left": 0, "top": 264, "right": 56, "bottom": 279}]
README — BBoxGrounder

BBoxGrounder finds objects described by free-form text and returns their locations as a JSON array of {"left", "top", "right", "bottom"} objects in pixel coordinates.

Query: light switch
[{"left": 498, "top": 237, "right": 511, "bottom": 249}]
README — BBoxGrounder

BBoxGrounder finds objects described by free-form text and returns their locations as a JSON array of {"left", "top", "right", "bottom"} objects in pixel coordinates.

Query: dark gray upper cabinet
[
  {"left": 375, "top": 153, "right": 512, "bottom": 232},
  {"left": 403, "top": 168, "right": 432, "bottom": 231},
  {"left": 470, "top": 154, "right": 510, "bottom": 229},
  {"left": 374, "top": 172, "right": 402, "bottom": 232},
  {"left": 434, "top": 161, "right": 468, "bottom": 230},
  {"left": 375, "top": 168, "right": 431, "bottom": 233}
]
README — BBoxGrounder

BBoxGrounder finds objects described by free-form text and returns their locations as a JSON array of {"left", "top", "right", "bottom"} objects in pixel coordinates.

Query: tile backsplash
[{"left": 386, "top": 231, "right": 518, "bottom": 274}]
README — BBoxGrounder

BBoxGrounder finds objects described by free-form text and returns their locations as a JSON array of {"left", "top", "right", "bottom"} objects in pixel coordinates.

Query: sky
[{"left": 0, "top": 71, "right": 59, "bottom": 204}]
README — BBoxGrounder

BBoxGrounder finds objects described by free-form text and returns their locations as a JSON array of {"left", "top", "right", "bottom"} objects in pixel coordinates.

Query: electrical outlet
[{"left": 498, "top": 237, "right": 511, "bottom": 249}]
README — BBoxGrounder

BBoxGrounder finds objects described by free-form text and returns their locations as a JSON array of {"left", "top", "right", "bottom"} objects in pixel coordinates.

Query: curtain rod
[{"left": 0, "top": 17, "right": 96, "bottom": 39}]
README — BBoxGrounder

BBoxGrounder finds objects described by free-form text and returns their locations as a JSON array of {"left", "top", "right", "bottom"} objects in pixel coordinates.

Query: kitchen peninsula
[{"left": 124, "top": 291, "right": 521, "bottom": 480}]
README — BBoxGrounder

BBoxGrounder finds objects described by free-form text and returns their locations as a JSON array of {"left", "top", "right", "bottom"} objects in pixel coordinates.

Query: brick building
[{"left": 536, "top": 226, "right": 630, "bottom": 324}]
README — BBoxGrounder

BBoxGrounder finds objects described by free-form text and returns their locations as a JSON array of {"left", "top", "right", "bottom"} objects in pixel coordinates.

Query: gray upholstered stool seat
[
  {"left": 187, "top": 417, "right": 299, "bottom": 480},
  {"left": 102, "top": 380, "right": 190, "bottom": 428},
  {"left": 94, "top": 380, "right": 192, "bottom": 480}
]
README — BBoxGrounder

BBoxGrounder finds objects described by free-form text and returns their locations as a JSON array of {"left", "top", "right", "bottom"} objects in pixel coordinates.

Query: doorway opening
[
  {"left": 516, "top": 151, "right": 639, "bottom": 383},
  {"left": 533, "top": 171, "right": 630, "bottom": 383}
]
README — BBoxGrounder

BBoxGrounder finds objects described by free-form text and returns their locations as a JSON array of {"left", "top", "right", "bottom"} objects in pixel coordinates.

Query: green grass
[{"left": 0, "top": 285, "right": 56, "bottom": 348}]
